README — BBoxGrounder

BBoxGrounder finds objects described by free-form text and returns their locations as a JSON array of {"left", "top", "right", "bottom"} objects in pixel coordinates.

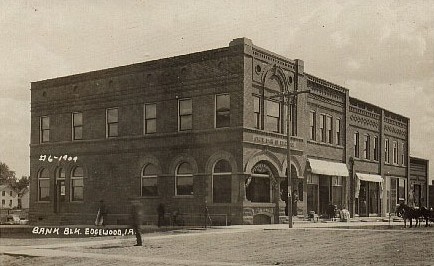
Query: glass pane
[
  {"left": 142, "top": 177, "right": 157, "bottom": 186},
  {"left": 253, "top": 96, "right": 260, "bottom": 113},
  {"left": 266, "top": 100, "right": 280, "bottom": 117},
  {"left": 265, "top": 117, "right": 279, "bottom": 132},
  {"left": 216, "top": 94, "right": 230, "bottom": 111},
  {"left": 177, "top": 175, "right": 193, "bottom": 186},
  {"left": 42, "top": 130, "right": 50, "bottom": 142},
  {"left": 39, "top": 168, "right": 50, "bottom": 178},
  {"left": 142, "top": 186, "right": 158, "bottom": 197},
  {"left": 73, "top": 112, "right": 82, "bottom": 126},
  {"left": 57, "top": 168, "right": 65, "bottom": 179},
  {"left": 180, "top": 115, "right": 192, "bottom": 130},
  {"left": 41, "top": 117, "right": 49, "bottom": 129},
  {"left": 72, "top": 167, "right": 84, "bottom": 177},
  {"left": 108, "top": 124, "right": 118, "bottom": 137},
  {"left": 74, "top": 127, "right": 82, "bottom": 140},
  {"left": 146, "top": 119, "right": 156, "bottom": 133},
  {"left": 107, "top": 108, "right": 118, "bottom": 123},
  {"left": 216, "top": 112, "right": 230, "bottom": 128},
  {"left": 214, "top": 160, "right": 231, "bottom": 173},
  {"left": 177, "top": 162, "right": 192, "bottom": 174},
  {"left": 145, "top": 104, "right": 156, "bottom": 119},
  {"left": 143, "top": 164, "right": 158, "bottom": 176},
  {"left": 73, "top": 179, "right": 84, "bottom": 186},
  {"left": 73, "top": 187, "right": 83, "bottom": 201},
  {"left": 179, "top": 99, "right": 192, "bottom": 115}
]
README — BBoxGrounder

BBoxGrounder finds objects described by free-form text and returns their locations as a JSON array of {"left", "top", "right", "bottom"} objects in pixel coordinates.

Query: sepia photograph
[{"left": 1, "top": 1, "right": 433, "bottom": 265}]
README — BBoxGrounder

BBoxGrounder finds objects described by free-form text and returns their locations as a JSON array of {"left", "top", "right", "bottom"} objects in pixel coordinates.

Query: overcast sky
[{"left": 0, "top": 0, "right": 433, "bottom": 183}]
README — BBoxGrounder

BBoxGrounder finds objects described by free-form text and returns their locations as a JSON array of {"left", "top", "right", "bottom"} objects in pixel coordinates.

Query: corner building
[{"left": 30, "top": 38, "right": 412, "bottom": 225}]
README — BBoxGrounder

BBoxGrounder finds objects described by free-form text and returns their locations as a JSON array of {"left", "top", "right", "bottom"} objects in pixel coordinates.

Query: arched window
[
  {"left": 141, "top": 164, "right": 158, "bottom": 196},
  {"left": 71, "top": 167, "right": 84, "bottom": 201},
  {"left": 175, "top": 162, "right": 193, "bottom": 196},
  {"left": 56, "top": 168, "right": 66, "bottom": 202},
  {"left": 38, "top": 168, "right": 50, "bottom": 201},
  {"left": 212, "top": 160, "right": 232, "bottom": 203}
]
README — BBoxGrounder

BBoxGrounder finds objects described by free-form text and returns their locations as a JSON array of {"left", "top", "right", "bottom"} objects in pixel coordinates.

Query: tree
[
  {"left": 0, "top": 161, "right": 16, "bottom": 185},
  {"left": 16, "top": 176, "right": 30, "bottom": 191}
]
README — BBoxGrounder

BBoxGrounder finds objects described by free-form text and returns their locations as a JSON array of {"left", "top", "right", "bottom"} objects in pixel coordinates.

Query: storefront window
[
  {"left": 175, "top": 162, "right": 193, "bottom": 196},
  {"left": 212, "top": 160, "right": 232, "bottom": 203},
  {"left": 141, "top": 164, "right": 158, "bottom": 197},
  {"left": 38, "top": 168, "right": 50, "bottom": 201}
]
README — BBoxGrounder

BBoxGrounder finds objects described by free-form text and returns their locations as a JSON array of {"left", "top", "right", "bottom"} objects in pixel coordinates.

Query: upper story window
[
  {"left": 309, "top": 111, "right": 316, "bottom": 141},
  {"left": 385, "top": 139, "right": 390, "bottom": 163},
  {"left": 319, "top": 114, "right": 327, "bottom": 142},
  {"left": 9, "top": 191, "right": 13, "bottom": 197},
  {"left": 265, "top": 100, "right": 281, "bottom": 133},
  {"left": 40, "top": 116, "right": 50, "bottom": 143},
  {"left": 393, "top": 141, "right": 398, "bottom": 164},
  {"left": 364, "top": 134, "right": 371, "bottom": 160},
  {"left": 106, "top": 108, "right": 119, "bottom": 138},
  {"left": 215, "top": 94, "right": 230, "bottom": 128},
  {"left": 335, "top": 118, "right": 341, "bottom": 145},
  {"left": 178, "top": 99, "right": 192, "bottom": 131},
  {"left": 354, "top": 132, "right": 360, "bottom": 158},
  {"left": 175, "top": 162, "right": 193, "bottom": 196},
  {"left": 326, "top": 116, "right": 333, "bottom": 144},
  {"left": 71, "top": 166, "right": 84, "bottom": 201},
  {"left": 253, "top": 96, "right": 261, "bottom": 129},
  {"left": 72, "top": 112, "right": 83, "bottom": 140},
  {"left": 401, "top": 142, "right": 405, "bottom": 166},
  {"left": 141, "top": 164, "right": 158, "bottom": 197},
  {"left": 1, "top": 191, "right": 4, "bottom": 196},
  {"left": 144, "top": 103, "right": 157, "bottom": 134},
  {"left": 38, "top": 168, "right": 50, "bottom": 201},
  {"left": 373, "top": 136, "right": 379, "bottom": 161},
  {"left": 213, "top": 160, "right": 232, "bottom": 203}
]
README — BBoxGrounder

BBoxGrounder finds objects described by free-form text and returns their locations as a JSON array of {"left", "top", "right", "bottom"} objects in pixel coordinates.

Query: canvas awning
[
  {"left": 356, "top": 173, "right": 383, "bottom": 183},
  {"left": 307, "top": 158, "right": 349, "bottom": 177},
  {"left": 355, "top": 173, "right": 383, "bottom": 199}
]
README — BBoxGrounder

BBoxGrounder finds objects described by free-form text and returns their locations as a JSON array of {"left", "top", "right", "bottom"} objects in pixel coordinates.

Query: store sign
[
  {"left": 252, "top": 136, "right": 295, "bottom": 148},
  {"left": 39, "top": 154, "right": 78, "bottom": 163}
]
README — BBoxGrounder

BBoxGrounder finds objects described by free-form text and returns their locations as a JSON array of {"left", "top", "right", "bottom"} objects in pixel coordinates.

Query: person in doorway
[
  {"left": 95, "top": 200, "right": 107, "bottom": 226},
  {"left": 157, "top": 203, "right": 165, "bottom": 228},
  {"left": 292, "top": 190, "right": 299, "bottom": 217},
  {"left": 130, "top": 202, "right": 143, "bottom": 246}
]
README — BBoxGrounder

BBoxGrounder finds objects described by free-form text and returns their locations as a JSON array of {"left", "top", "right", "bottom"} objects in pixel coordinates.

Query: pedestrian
[
  {"left": 157, "top": 203, "right": 165, "bottom": 227},
  {"left": 292, "top": 190, "right": 299, "bottom": 217},
  {"left": 130, "top": 201, "right": 143, "bottom": 246},
  {"left": 95, "top": 200, "right": 107, "bottom": 226}
]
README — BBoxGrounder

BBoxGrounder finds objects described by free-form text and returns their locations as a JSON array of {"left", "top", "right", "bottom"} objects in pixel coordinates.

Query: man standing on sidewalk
[{"left": 130, "top": 202, "right": 143, "bottom": 246}]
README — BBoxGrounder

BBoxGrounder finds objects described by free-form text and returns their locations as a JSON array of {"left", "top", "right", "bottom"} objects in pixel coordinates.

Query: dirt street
[{"left": 1, "top": 226, "right": 433, "bottom": 266}]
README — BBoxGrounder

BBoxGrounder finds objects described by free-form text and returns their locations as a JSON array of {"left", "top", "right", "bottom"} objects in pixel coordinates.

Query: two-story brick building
[{"left": 30, "top": 38, "right": 416, "bottom": 225}]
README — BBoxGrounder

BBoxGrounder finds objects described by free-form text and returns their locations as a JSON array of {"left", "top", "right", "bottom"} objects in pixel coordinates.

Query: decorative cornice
[
  {"left": 252, "top": 48, "right": 294, "bottom": 70},
  {"left": 306, "top": 73, "right": 348, "bottom": 94},
  {"left": 349, "top": 105, "right": 381, "bottom": 120},
  {"left": 349, "top": 114, "right": 379, "bottom": 129}
]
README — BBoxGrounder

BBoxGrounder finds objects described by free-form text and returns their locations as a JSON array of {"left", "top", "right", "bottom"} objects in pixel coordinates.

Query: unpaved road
[{"left": 1, "top": 226, "right": 433, "bottom": 265}]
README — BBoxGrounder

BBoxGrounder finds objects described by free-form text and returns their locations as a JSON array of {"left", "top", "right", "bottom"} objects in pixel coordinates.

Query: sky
[{"left": 0, "top": 0, "right": 433, "bottom": 183}]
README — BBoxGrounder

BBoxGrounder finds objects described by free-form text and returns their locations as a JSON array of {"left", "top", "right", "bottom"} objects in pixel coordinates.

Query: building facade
[
  {"left": 30, "top": 38, "right": 414, "bottom": 225},
  {"left": 0, "top": 184, "right": 19, "bottom": 210}
]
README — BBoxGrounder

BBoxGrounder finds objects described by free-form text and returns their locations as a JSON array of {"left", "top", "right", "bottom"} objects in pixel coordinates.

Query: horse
[
  {"left": 419, "top": 207, "right": 434, "bottom": 227},
  {"left": 395, "top": 203, "right": 422, "bottom": 228}
]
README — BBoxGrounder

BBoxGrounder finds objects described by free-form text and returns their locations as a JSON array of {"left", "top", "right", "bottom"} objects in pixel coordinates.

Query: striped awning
[{"left": 307, "top": 158, "right": 349, "bottom": 177}]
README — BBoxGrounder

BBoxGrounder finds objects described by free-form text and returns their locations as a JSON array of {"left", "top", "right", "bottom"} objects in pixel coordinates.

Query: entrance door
[
  {"left": 358, "top": 181, "right": 368, "bottom": 216},
  {"left": 414, "top": 184, "right": 421, "bottom": 207},
  {"left": 319, "top": 176, "right": 330, "bottom": 216},
  {"left": 307, "top": 184, "right": 318, "bottom": 214}
]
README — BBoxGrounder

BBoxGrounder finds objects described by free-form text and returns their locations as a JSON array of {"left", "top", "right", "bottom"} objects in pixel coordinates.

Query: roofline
[
  {"left": 410, "top": 156, "right": 429, "bottom": 163},
  {"left": 349, "top": 96, "right": 410, "bottom": 121}
]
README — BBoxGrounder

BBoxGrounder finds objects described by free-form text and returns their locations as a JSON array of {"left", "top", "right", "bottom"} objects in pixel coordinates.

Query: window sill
[
  {"left": 138, "top": 196, "right": 160, "bottom": 199},
  {"left": 307, "top": 140, "right": 343, "bottom": 149},
  {"left": 36, "top": 201, "right": 51, "bottom": 203},
  {"left": 173, "top": 195, "right": 194, "bottom": 199}
]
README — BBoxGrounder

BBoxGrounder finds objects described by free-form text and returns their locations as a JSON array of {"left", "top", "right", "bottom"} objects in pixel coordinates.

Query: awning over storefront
[
  {"left": 356, "top": 173, "right": 383, "bottom": 183},
  {"left": 355, "top": 173, "right": 383, "bottom": 199},
  {"left": 307, "top": 158, "right": 349, "bottom": 177}
]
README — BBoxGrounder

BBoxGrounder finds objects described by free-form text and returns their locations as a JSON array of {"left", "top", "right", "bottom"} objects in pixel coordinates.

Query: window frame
[
  {"left": 175, "top": 162, "right": 194, "bottom": 196},
  {"left": 212, "top": 160, "right": 232, "bottom": 203},
  {"left": 354, "top": 132, "right": 360, "bottom": 158},
  {"left": 265, "top": 99, "right": 281, "bottom": 133},
  {"left": 319, "top": 114, "right": 327, "bottom": 142},
  {"left": 385, "top": 138, "right": 390, "bottom": 163},
  {"left": 309, "top": 111, "right": 316, "bottom": 141},
  {"left": 364, "top": 134, "right": 371, "bottom": 160},
  {"left": 335, "top": 118, "right": 341, "bottom": 145},
  {"left": 144, "top": 103, "right": 157, "bottom": 134},
  {"left": 141, "top": 164, "right": 158, "bottom": 197},
  {"left": 401, "top": 142, "right": 405, "bottom": 166},
  {"left": 106, "top": 108, "right": 119, "bottom": 138},
  {"left": 178, "top": 98, "right": 193, "bottom": 131},
  {"left": 393, "top": 141, "right": 398, "bottom": 164},
  {"left": 253, "top": 95, "right": 261, "bottom": 129},
  {"left": 40, "top": 116, "right": 50, "bottom": 143},
  {"left": 215, "top": 93, "right": 231, "bottom": 128},
  {"left": 70, "top": 167, "right": 84, "bottom": 202},
  {"left": 326, "top": 115, "right": 333, "bottom": 144},
  {"left": 38, "top": 168, "right": 50, "bottom": 202},
  {"left": 373, "top": 136, "right": 379, "bottom": 161},
  {"left": 72, "top": 112, "right": 83, "bottom": 140}
]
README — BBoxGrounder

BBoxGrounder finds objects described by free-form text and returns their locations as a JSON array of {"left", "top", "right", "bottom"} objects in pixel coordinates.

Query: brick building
[
  {"left": 30, "top": 38, "right": 417, "bottom": 225},
  {"left": 408, "top": 157, "right": 429, "bottom": 208}
]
